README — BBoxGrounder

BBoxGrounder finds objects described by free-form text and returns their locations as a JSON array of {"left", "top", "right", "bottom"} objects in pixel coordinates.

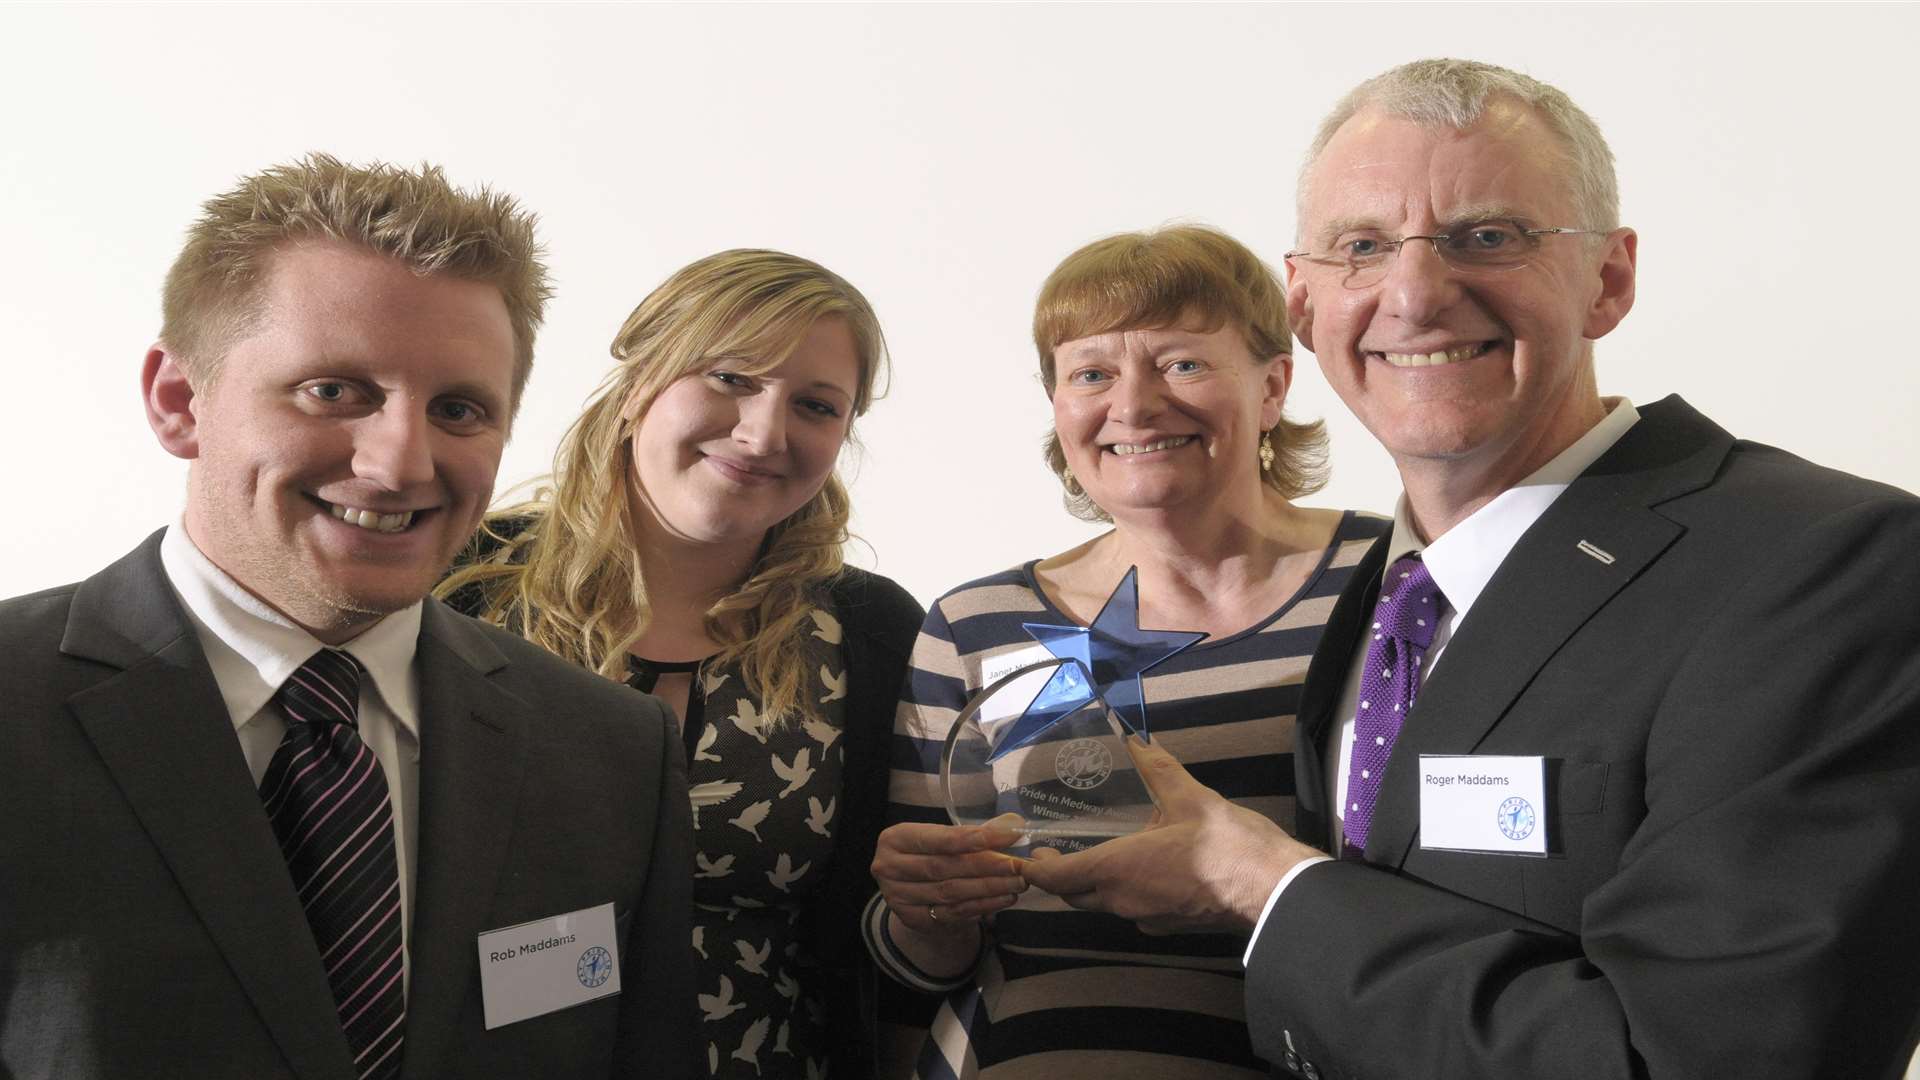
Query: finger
[
  {"left": 1124, "top": 735, "right": 1208, "bottom": 815},
  {"left": 938, "top": 892, "right": 1022, "bottom": 921},
  {"left": 976, "top": 812, "right": 1029, "bottom": 849},
  {"left": 877, "top": 860, "right": 1026, "bottom": 909},
  {"left": 893, "top": 901, "right": 978, "bottom": 937},
  {"left": 1021, "top": 848, "right": 1097, "bottom": 897},
  {"left": 877, "top": 849, "right": 1029, "bottom": 886},
  {"left": 881, "top": 819, "right": 1027, "bottom": 857},
  {"left": 902, "top": 872, "right": 1028, "bottom": 908},
  {"left": 878, "top": 822, "right": 992, "bottom": 857}
]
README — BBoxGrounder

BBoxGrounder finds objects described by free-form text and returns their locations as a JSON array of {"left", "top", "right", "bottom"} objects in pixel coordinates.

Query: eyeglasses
[{"left": 1284, "top": 219, "right": 1603, "bottom": 289}]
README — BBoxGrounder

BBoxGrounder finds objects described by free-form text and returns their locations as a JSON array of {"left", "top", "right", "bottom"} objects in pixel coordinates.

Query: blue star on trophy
[{"left": 938, "top": 567, "right": 1207, "bottom": 852}]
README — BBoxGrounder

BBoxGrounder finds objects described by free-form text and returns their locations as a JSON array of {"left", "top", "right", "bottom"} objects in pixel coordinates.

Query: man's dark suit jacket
[
  {"left": 0, "top": 531, "right": 694, "bottom": 1079},
  {"left": 1248, "top": 397, "right": 1920, "bottom": 1080}
]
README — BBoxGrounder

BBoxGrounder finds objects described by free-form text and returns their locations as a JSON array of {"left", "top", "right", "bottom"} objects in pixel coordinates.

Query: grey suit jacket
[
  {"left": 0, "top": 531, "right": 694, "bottom": 1079},
  {"left": 1251, "top": 398, "right": 1920, "bottom": 1080}
]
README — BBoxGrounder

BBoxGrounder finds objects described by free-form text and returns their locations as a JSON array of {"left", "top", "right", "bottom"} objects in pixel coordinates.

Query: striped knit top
[{"left": 867, "top": 510, "right": 1388, "bottom": 1078}]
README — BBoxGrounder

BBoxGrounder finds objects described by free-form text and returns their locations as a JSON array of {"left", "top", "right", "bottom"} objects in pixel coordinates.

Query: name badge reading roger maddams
[
  {"left": 1417, "top": 754, "right": 1549, "bottom": 856},
  {"left": 476, "top": 901, "right": 621, "bottom": 1029}
]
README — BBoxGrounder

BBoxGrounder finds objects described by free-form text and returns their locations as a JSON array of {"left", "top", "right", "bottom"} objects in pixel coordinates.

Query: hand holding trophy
[{"left": 941, "top": 567, "right": 1205, "bottom": 853}]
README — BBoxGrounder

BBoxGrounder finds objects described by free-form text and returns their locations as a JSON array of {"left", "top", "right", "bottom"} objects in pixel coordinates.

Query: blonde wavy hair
[
  {"left": 438, "top": 249, "right": 886, "bottom": 725},
  {"left": 1033, "top": 224, "right": 1328, "bottom": 522}
]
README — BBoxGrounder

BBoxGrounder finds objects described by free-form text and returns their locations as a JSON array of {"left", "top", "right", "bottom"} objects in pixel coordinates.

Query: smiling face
[
  {"left": 161, "top": 241, "right": 517, "bottom": 641},
  {"left": 1289, "top": 101, "right": 1635, "bottom": 488},
  {"left": 1049, "top": 322, "right": 1287, "bottom": 523},
  {"left": 627, "top": 315, "right": 859, "bottom": 552}
]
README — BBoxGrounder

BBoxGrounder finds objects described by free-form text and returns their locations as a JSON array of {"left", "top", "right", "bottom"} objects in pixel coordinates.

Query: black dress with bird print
[{"left": 631, "top": 607, "right": 849, "bottom": 1079}]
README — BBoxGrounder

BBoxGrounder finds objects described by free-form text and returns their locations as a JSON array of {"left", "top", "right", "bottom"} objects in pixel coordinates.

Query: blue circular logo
[
  {"left": 577, "top": 946, "right": 612, "bottom": 988},
  {"left": 1496, "top": 797, "right": 1536, "bottom": 841}
]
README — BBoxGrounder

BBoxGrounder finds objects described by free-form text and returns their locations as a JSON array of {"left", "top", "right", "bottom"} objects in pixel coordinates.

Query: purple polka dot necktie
[
  {"left": 258, "top": 648, "right": 406, "bottom": 1079},
  {"left": 1342, "top": 555, "right": 1448, "bottom": 858}
]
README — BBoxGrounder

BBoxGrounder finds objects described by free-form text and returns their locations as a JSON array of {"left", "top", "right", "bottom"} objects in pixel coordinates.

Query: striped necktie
[{"left": 259, "top": 648, "right": 406, "bottom": 1079}]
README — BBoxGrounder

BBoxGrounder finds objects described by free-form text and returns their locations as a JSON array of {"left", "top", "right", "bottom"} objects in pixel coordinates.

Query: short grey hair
[{"left": 1298, "top": 59, "right": 1619, "bottom": 233}]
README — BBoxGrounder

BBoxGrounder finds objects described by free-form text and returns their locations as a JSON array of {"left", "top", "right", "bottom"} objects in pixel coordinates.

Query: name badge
[
  {"left": 973, "top": 644, "right": 1059, "bottom": 729},
  {"left": 1417, "top": 755, "right": 1548, "bottom": 856},
  {"left": 476, "top": 902, "right": 621, "bottom": 1029}
]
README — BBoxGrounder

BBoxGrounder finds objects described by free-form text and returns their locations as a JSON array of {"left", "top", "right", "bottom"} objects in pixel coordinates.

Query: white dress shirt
[
  {"left": 1244, "top": 398, "right": 1640, "bottom": 964},
  {"left": 159, "top": 523, "right": 423, "bottom": 993}
]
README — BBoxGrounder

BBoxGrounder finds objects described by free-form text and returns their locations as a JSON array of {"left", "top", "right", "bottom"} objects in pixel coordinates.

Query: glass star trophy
[{"left": 939, "top": 568, "right": 1206, "bottom": 853}]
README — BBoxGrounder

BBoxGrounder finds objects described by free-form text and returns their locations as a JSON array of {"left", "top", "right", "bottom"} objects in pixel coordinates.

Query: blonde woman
[
  {"left": 443, "top": 250, "right": 923, "bottom": 1080},
  {"left": 864, "top": 226, "right": 1385, "bottom": 1078}
]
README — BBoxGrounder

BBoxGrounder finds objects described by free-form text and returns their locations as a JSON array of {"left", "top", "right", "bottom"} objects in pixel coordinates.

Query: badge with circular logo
[
  {"left": 576, "top": 946, "right": 612, "bottom": 988},
  {"left": 1496, "top": 796, "right": 1536, "bottom": 841}
]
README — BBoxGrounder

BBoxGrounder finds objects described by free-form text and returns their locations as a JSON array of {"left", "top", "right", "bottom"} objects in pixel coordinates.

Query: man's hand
[{"left": 1022, "top": 736, "right": 1323, "bottom": 934}]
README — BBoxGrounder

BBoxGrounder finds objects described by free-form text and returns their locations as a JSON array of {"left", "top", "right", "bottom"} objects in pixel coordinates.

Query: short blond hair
[
  {"left": 160, "top": 152, "right": 550, "bottom": 407},
  {"left": 1033, "top": 224, "right": 1328, "bottom": 521},
  {"left": 439, "top": 248, "right": 888, "bottom": 726},
  {"left": 1301, "top": 59, "right": 1619, "bottom": 231}
]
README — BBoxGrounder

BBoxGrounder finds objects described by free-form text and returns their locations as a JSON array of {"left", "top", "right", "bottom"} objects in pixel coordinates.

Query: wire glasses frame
[{"left": 1284, "top": 220, "right": 1604, "bottom": 289}]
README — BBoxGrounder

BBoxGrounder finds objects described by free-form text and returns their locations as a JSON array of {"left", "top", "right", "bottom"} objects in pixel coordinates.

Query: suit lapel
[
  {"left": 1294, "top": 533, "right": 1389, "bottom": 849},
  {"left": 62, "top": 535, "right": 356, "bottom": 1080},
  {"left": 1366, "top": 397, "right": 1731, "bottom": 867},
  {"left": 401, "top": 601, "right": 530, "bottom": 1080}
]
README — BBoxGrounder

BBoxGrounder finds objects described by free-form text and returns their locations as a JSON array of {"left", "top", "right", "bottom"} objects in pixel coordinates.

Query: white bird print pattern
[
  {"left": 698, "top": 974, "right": 746, "bottom": 1021},
  {"left": 804, "top": 796, "right": 835, "bottom": 838},
  {"left": 735, "top": 937, "right": 771, "bottom": 977},
  {"left": 765, "top": 853, "right": 811, "bottom": 893},
  {"left": 818, "top": 665, "right": 846, "bottom": 703},
  {"left": 731, "top": 1017, "right": 770, "bottom": 1074},
  {"left": 694, "top": 724, "right": 721, "bottom": 763},
  {"left": 770, "top": 748, "right": 813, "bottom": 799},
  {"left": 801, "top": 715, "right": 839, "bottom": 751},
  {"left": 683, "top": 622, "right": 848, "bottom": 1076},
  {"left": 689, "top": 779, "right": 743, "bottom": 826},
  {"left": 728, "top": 800, "right": 771, "bottom": 841},
  {"left": 730, "top": 700, "right": 772, "bottom": 745}
]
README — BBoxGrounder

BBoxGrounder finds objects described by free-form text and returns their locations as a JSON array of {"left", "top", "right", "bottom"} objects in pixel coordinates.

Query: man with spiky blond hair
[
  {"left": 0, "top": 154, "right": 691, "bottom": 1079},
  {"left": 1024, "top": 60, "right": 1920, "bottom": 1078}
]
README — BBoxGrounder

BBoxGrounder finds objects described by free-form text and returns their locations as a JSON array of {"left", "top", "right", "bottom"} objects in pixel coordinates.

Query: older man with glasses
[{"left": 1024, "top": 58, "right": 1920, "bottom": 1080}]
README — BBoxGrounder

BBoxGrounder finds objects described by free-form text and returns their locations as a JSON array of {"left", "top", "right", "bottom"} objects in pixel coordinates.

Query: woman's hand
[{"left": 872, "top": 814, "right": 1029, "bottom": 974}]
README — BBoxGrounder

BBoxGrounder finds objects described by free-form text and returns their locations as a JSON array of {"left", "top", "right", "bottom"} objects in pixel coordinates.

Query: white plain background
[
  {"left": 4, "top": 3, "right": 1918, "bottom": 607},
  {"left": 4, "top": 6, "right": 1920, "bottom": 1071}
]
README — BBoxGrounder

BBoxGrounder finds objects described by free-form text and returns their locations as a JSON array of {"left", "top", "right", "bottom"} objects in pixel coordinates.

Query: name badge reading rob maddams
[
  {"left": 476, "top": 901, "right": 621, "bottom": 1029},
  {"left": 1418, "top": 755, "right": 1549, "bottom": 856}
]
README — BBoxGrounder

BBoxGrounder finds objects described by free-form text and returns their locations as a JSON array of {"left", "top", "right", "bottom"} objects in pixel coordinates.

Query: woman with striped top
[{"left": 863, "top": 225, "right": 1386, "bottom": 1078}]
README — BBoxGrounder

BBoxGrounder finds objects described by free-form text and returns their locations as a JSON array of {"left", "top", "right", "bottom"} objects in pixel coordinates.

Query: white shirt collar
[
  {"left": 1382, "top": 397, "right": 1641, "bottom": 625},
  {"left": 159, "top": 522, "right": 422, "bottom": 738}
]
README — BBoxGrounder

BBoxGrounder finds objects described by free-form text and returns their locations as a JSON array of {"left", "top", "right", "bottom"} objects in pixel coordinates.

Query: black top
[{"left": 444, "top": 518, "right": 923, "bottom": 1078}]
